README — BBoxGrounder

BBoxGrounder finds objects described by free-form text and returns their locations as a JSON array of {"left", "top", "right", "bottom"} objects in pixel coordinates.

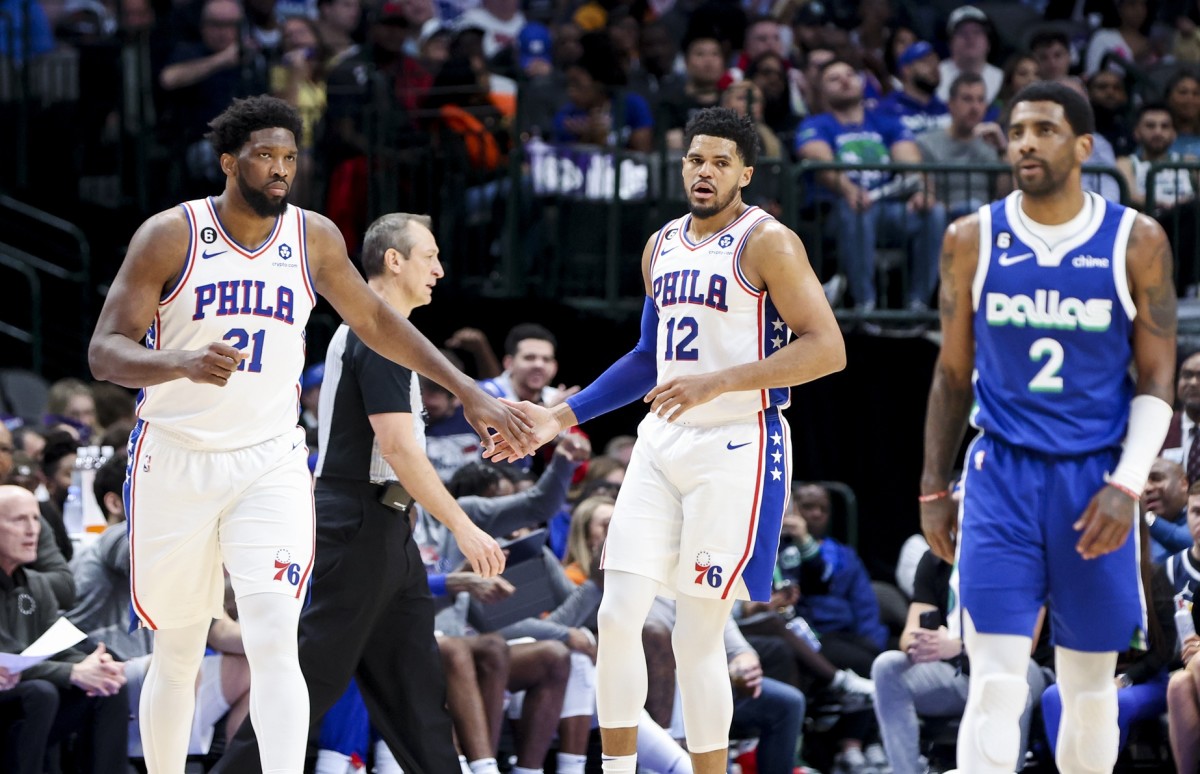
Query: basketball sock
[
  {"left": 556, "top": 751, "right": 588, "bottom": 774},
  {"left": 238, "top": 591, "right": 308, "bottom": 774},
  {"left": 468, "top": 757, "right": 501, "bottom": 774},
  {"left": 140, "top": 619, "right": 211, "bottom": 774},
  {"left": 511, "top": 766, "right": 543, "bottom": 774},
  {"left": 459, "top": 754, "right": 473, "bottom": 774},
  {"left": 601, "top": 753, "right": 638, "bottom": 773}
]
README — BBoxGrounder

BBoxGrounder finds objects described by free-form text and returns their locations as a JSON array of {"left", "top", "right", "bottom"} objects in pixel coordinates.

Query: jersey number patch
[
  {"left": 224, "top": 328, "right": 267, "bottom": 372},
  {"left": 664, "top": 316, "right": 699, "bottom": 361},
  {"left": 1028, "top": 337, "right": 1064, "bottom": 393}
]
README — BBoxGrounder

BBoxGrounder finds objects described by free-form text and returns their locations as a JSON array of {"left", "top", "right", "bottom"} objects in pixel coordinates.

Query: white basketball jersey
[
  {"left": 650, "top": 206, "right": 790, "bottom": 426},
  {"left": 135, "top": 198, "right": 316, "bottom": 450}
]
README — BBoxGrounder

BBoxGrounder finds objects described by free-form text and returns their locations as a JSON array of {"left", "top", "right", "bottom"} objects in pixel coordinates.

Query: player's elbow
[
  {"left": 813, "top": 331, "right": 847, "bottom": 377},
  {"left": 88, "top": 336, "right": 115, "bottom": 382}
]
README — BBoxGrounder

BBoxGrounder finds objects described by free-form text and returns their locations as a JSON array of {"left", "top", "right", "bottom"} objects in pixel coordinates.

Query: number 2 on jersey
[
  {"left": 664, "top": 316, "right": 699, "bottom": 361},
  {"left": 1028, "top": 337, "right": 1064, "bottom": 393},
  {"left": 224, "top": 328, "right": 266, "bottom": 373}
]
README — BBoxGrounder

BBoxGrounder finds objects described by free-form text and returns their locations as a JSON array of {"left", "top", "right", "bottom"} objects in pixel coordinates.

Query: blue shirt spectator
[
  {"left": 796, "top": 107, "right": 913, "bottom": 194},
  {"left": 0, "top": 0, "right": 55, "bottom": 63}
]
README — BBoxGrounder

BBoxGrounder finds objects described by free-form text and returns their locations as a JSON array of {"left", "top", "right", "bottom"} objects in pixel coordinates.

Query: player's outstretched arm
[
  {"left": 89, "top": 209, "right": 247, "bottom": 388},
  {"left": 303, "top": 213, "right": 534, "bottom": 455},
  {"left": 644, "top": 221, "right": 845, "bottom": 421},
  {"left": 1075, "top": 215, "right": 1177, "bottom": 559},
  {"left": 919, "top": 216, "right": 979, "bottom": 563}
]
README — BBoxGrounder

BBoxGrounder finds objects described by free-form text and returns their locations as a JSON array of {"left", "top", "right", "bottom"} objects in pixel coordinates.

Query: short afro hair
[
  {"left": 1009, "top": 81, "right": 1095, "bottom": 136},
  {"left": 205, "top": 95, "right": 303, "bottom": 156},
  {"left": 683, "top": 107, "right": 760, "bottom": 167}
]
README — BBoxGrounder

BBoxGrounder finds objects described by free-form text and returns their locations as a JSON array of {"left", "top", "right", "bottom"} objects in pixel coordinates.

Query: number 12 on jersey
[
  {"left": 224, "top": 328, "right": 266, "bottom": 373},
  {"left": 664, "top": 316, "right": 699, "bottom": 361}
]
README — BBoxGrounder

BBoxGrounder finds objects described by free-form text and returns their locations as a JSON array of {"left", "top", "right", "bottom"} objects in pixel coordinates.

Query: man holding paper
[{"left": 0, "top": 485, "right": 128, "bottom": 774}]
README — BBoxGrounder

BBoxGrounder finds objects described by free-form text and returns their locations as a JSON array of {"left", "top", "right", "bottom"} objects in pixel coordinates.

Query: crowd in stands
[
  {"left": 11, "top": 0, "right": 1200, "bottom": 310},
  {"left": 12, "top": 0, "right": 1200, "bottom": 771},
  {"left": 4, "top": 321, "right": 1200, "bottom": 773}
]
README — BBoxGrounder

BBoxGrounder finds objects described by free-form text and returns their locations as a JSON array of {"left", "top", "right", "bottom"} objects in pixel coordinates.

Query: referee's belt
[{"left": 316, "top": 477, "right": 412, "bottom": 513}]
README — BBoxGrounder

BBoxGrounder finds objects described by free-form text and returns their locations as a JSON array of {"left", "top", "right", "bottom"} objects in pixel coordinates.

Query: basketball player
[
  {"left": 920, "top": 81, "right": 1177, "bottom": 774},
  {"left": 88, "top": 96, "right": 532, "bottom": 774},
  {"left": 488, "top": 107, "right": 846, "bottom": 774}
]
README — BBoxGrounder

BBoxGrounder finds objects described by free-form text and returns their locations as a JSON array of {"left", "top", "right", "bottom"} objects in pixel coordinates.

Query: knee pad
[
  {"left": 1063, "top": 687, "right": 1119, "bottom": 773},
  {"left": 969, "top": 673, "right": 1029, "bottom": 768}
]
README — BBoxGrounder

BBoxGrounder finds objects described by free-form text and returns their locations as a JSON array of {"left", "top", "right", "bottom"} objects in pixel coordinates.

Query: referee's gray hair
[{"left": 360, "top": 213, "right": 433, "bottom": 279}]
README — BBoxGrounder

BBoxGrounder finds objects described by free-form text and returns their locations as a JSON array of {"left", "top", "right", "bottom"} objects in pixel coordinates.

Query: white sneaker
[
  {"left": 834, "top": 747, "right": 874, "bottom": 774},
  {"left": 833, "top": 669, "right": 875, "bottom": 696},
  {"left": 864, "top": 743, "right": 891, "bottom": 774}
]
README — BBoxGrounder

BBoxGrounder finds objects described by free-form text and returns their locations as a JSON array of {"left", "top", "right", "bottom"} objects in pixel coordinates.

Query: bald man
[
  {"left": 0, "top": 425, "right": 73, "bottom": 608},
  {"left": 0, "top": 486, "right": 128, "bottom": 774},
  {"left": 1143, "top": 457, "right": 1193, "bottom": 562}
]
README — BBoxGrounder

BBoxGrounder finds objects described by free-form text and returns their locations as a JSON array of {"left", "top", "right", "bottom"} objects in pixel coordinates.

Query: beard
[
  {"left": 688, "top": 183, "right": 741, "bottom": 219},
  {"left": 913, "top": 74, "right": 939, "bottom": 96},
  {"left": 1013, "top": 159, "right": 1069, "bottom": 197},
  {"left": 238, "top": 172, "right": 289, "bottom": 218}
]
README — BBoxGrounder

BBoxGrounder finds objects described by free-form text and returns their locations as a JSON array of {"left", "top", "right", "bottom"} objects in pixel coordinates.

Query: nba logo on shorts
[{"left": 694, "top": 551, "right": 724, "bottom": 588}]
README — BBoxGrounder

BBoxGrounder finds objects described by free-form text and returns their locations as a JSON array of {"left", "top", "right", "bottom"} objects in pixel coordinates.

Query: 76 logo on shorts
[
  {"left": 273, "top": 549, "right": 301, "bottom": 586},
  {"left": 694, "top": 551, "right": 724, "bottom": 588}
]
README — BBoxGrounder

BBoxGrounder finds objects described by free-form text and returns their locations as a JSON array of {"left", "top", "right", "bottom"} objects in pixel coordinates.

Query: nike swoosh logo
[
  {"left": 726, "top": 441, "right": 752, "bottom": 450},
  {"left": 997, "top": 251, "right": 1034, "bottom": 267},
  {"left": 202, "top": 249, "right": 226, "bottom": 260},
  {"left": 660, "top": 246, "right": 677, "bottom": 255}
]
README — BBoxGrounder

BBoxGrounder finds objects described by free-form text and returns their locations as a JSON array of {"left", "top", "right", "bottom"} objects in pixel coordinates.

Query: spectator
[
  {"left": 995, "top": 52, "right": 1040, "bottom": 117},
  {"left": 916, "top": 72, "right": 1006, "bottom": 219},
  {"left": 38, "top": 435, "right": 75, "bottom": 560},
  {"left": 159, "top": 0, "right": 268, "bottom": 187},
  {"left": 626, "top": 20, "right": 680, "bottom": 116},
  {"left": 270, "top": 14, "right": 330, "bottom": 208},
  {"left": 851, "top": 0, "right": 894, "bottom": 91},
  {"left": 244, "top": 0, "right": 284, "bottom": 61},
  {"left": 0, "top": 0, "right": 54, "bottom": 63},
  {"left": 1030, "top": 29, "right": 1086, "bottom": 93},
  {"left": 882, "top": 23, "right": 919, "bottom": 91},
  {"left": 937, "top": 5, "right": 1003, "bottom": 104},
  {"left": 1085, "top": 0, "right": 1158, "bottom": 75},
  {"left": 554, "top": 31, "right": 653, "bottom": 151},
  {"left": 0, "top": 424, "right": 73, "bottom": 609},
  {"left": 315, "top": 0, "right": 360, "bottom": 66},
  {"left": 791, "top": 0, "right": 837, "bottom": 56},
  {"left": 605, "top": 7, "right": 639, "bottom": 77},
  {"left": 1118, "top": 102, "right": 1196, "bottom": 212},
  {"left": 872, "top": 549, "right": 1048, "bottom": 774},
  {"left": 1164, "top": 350, "right": 1200, "bottom": 475},
  {"left": 88, "top": 383, "right": 134, "bottom": 438},
  {"left": 1166, "top": 480, "right": 1200, "bottom": 771},
  {"left": 458, "top": 0, "right": 525, "bottom": 62},
  {"left": 515, "top": 22, "right": 568, "bottom": 137},
  {"left": 726, "top": 15, "right": 790, "bottom": 88},
  {"left": 877, "top": 41, "right": 949, "bottom": 136},
  {"left": 562, "top": 494, "right": 614, "bottom": 584},
  {"left": 1166, "top": 69, "right": 1200, "bottom": 156},
  {"left": 790, "top": 483, "right": 888, "bottom": 674},
  {"left": 797, "top": 59, "right": 946, "bottom": 310},
  {"left": 0, "top": 486, "right": 127, "bottom": 774},
  {"left": 796, "top": 46, "right": 836, "bottom": 117},
  {"left": 1174, "top": 0, "right": 1200, "bottom": 63},
  {"left": 749, "top": 51, "right": 802, "bottom": 138},
  {"left": 1141, "top": 458, "right": 1192, "bottom": 562},
  {"left": 1088, "top": 68, "right": 1135, "bottom": 157},
  {"left": 603, "top": 435, "right": 635, "bottom": 466},
  {"left": 44, "top": 379, "right": 97, "bottom": 442},
  {"left": 480, "top": 324, "right": 577, "bottom": 407},
  {"left": 659, "top": 33, "right": 725, "bottom": 148},
  {"left": 721, "top": 80, "right": 785, "bottom": 159}
]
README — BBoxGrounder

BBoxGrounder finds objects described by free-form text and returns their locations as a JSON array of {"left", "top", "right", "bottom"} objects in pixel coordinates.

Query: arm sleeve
[
  {"left": 565, "top": 297, "right": 659, "bottom": 425},
  {"left": 1149, "top": 515, "right": 1194, "bottom": 556}
]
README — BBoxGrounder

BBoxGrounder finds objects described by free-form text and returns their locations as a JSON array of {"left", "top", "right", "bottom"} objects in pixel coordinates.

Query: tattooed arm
[
  {"left": 1127, "top": 214, "right": 1177, "bottom": 404},
  {"left": 920, "top": 215, "right": 980, "bottom": 563},
  {"left": 1074, "top": 215, "right": 1178, "bottom": 560}
]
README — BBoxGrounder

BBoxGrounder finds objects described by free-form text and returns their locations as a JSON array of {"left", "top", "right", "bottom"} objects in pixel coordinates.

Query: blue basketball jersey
[{"left": 970, "top": 192, "right": 1138, "bottom": 455}]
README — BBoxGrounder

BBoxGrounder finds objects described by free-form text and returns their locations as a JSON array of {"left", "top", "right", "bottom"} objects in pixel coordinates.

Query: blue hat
[
  {"left": 898, "top": 41, "right": 935, "bottom": 69},
  {"left": 519, "top": 22, "right": 552, "bottom": 70},
  {"left": 301, "top": 363, "right": 324, "bottom": 391}
]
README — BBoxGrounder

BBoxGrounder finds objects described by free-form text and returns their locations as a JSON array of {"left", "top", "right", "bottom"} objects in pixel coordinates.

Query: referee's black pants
[{"left": 213, "top": 478, "right": 460, "bottom": 774}]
